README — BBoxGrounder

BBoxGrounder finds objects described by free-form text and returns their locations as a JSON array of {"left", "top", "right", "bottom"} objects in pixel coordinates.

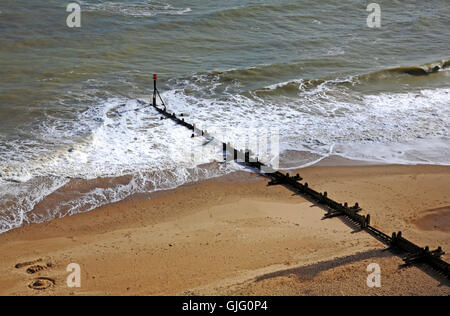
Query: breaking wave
[{"left": 1, "top": 58, "right": 449, "bottom": 234}]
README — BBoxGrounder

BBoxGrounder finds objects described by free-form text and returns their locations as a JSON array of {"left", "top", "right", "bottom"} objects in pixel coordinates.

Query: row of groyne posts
[{"left": 149, "top": 75, "right": 450, "bottom": 279}]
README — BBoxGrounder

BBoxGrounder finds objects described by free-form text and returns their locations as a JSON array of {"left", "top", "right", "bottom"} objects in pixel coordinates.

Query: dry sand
[{"left": 0, "top": 164, "right": 449, "bottom": 296}]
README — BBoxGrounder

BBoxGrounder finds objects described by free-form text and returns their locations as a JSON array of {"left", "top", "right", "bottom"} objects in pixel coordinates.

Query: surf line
[{"left": 144, "top": 74, "right": 450, "bottom": 280}]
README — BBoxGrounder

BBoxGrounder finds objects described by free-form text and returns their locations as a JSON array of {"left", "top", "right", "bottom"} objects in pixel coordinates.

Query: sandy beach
[{"left": 0, "top": 163, "right": 449, "bottom": 296}]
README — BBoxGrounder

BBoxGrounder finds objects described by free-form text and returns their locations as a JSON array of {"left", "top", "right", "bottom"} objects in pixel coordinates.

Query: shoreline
[
  {"left": 0, "top": 154, "right": 384, "bottom": 235},
  {"left": 1, "top": 154, "right": 446, "bottom": 236},
  {"left": 0, "top": 163, "right": 449, "bottom": 295}
]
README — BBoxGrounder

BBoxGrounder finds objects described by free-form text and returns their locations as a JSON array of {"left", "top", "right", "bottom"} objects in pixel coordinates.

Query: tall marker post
[{"left": 153, "top": 74, "right": 158, "bottom": 107}]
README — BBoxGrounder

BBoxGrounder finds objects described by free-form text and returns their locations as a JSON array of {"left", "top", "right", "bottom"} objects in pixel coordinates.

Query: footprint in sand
[
  {"left": 26, "top": 263, "right": 53, "bottom": 275},
  {"left": 15, "top": 259, "right": 53, "bottom": 274},
  {"left": 15, "top": 259, "right": 56, "bottom": 291},
  {"left": 14, "top": 259, "right": 43, "bottom": 269}
]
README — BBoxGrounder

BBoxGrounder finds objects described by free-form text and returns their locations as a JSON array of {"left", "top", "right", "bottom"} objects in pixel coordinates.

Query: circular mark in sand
[
  {"left": 414, "top": 206, "right": 450, "bottom": 232},
  {"left": 28, "top": 278, "right": 55, "bottom": 291}
]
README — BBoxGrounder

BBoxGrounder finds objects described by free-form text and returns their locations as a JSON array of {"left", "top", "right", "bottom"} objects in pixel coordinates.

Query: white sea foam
[
  {"left": 0, "top": 77, "right": 449, "bottom": 234},
  {"left": 162, "top": 78, "right": 450, "bottom": 167},
  {"left": 326, "top": 47, "right": 345, "bottom": 56},
  {"left": 0, "top": 176, "right": 70, "bottom": 233},
  {"left": 0, "top": 97, "right": 241, "bottom": 233}
]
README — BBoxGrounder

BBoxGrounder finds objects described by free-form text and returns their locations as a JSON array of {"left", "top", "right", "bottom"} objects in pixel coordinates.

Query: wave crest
[{"left": 79, "top": 1, "right": 192, "bottom": 17}]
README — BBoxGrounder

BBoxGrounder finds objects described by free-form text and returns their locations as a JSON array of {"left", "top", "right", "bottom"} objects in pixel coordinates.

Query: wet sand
[
  {"left": 414, "top": 207, "right": 450, "bottom": 233},
  {"left": 0, "top": 164, "right": 449, "bottom": 296}
]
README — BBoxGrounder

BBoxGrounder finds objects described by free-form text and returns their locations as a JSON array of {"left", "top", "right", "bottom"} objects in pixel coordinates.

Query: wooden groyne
[{"left": 147, "top": 75, "right": 450, "bottom": 279}]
